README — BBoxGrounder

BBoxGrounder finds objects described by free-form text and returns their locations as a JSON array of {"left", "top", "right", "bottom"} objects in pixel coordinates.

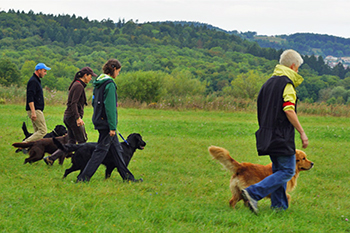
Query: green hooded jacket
[{"left": 92, "top": 74, "right": 118, "bottom": 131}]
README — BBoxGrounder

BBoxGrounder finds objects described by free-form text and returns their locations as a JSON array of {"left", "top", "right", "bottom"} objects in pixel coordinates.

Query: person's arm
[
  {"left": 103, "top": 82, "right": 117, "bottom": 136},
  {"left": 70, "top": 83, "right": 85, "bottom": 126},
  {"left": 285, "top": 110, "right": 308, "bottom": 148},
  {"left": 283, "top": 83, "right": 308, "bottom": 148},
  {"left": 27, "top": 80, "right": 37, "bottom": 121},
  {"left": 28, "top": 102, "right": 37, "bottom": 121}
]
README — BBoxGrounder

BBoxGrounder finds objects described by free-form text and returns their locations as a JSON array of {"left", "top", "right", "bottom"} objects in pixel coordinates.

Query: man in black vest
[{"left": 242, "top": 49, "right": 309, "bottom": 214}]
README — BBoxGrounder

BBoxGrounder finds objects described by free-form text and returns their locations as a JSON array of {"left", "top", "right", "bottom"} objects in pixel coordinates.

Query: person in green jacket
[{"left": 77, "top": 59, "right": 142, "bottom": 182}]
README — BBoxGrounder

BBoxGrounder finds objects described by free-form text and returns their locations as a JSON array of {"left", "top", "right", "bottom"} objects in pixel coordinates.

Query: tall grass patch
[{"left": 3, "top": 84, "right": 350, "bottom": 117}]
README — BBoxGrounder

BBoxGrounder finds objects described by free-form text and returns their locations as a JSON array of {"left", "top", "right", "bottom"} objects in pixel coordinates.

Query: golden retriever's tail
[
  {"left": 208, "top": 146, "right": 241, "bottom": 173},
  {"left": 12, "top": 141, "right": 35, "bottom": 149}
]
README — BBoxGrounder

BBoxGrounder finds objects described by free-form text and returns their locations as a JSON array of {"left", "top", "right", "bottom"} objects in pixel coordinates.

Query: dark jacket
[
  {"left": 255, "top": 75, "right": 296, "bottom": 156},
  {"left": 64, "top": 80, "right": 87, "bottom": 120},
  {"left": 26, "top": 73, "right": 44, "bottom": 111},
  {"left": 91, "top": 74, "right": 117, "bottom": 130}
]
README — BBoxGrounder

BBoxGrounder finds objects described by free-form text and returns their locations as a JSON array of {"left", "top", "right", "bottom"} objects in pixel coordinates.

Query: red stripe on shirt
[{"left": 283, "top": 101, "right": 295, "bottom": 108}]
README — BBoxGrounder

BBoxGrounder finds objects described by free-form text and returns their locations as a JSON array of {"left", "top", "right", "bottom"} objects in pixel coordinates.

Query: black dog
[
  {"left": 22, "top": 121, "right": 67, "bottom": 140},
  {"left": 53, "top": 133, "right": 146, "bottom": 179},
  {"left": 16, "top": 122, "right": 67, "bottom": 153}
]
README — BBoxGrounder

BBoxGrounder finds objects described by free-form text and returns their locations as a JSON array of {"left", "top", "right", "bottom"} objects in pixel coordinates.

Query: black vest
[{"left": 255, "top": 76, "right": 297, "bottom": 156}]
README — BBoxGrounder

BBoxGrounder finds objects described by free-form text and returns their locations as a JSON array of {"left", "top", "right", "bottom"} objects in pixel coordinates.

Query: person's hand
[
  {"left": 31, "top": 111, "right": 37, "bottom": 121},
  {"left": 109, "top": 130, "right": 116, "bottom": 137},
  {"left": 300, "top": 132, "right": 309, "bottom": 148},
  {"left": 76, "top": 118, "right": 84, "bottom": 126}
]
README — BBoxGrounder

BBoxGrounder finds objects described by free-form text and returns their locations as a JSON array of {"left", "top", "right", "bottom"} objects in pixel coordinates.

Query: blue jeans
[{"left": 245, "top": 154, "right": 295, "bottom": 209}]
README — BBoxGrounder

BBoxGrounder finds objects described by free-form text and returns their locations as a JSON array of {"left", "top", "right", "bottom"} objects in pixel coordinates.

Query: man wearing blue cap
[{"left": 24, "top": 63, "right": 51, "bottom": 142}]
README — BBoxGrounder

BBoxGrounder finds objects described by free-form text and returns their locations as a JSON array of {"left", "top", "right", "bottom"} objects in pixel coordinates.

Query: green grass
[{"left": 0, "top": 104, "right": 349, "bottom": 232}]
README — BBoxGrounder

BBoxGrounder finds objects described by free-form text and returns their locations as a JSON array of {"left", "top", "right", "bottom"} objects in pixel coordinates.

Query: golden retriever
[{"left": 208, "top": 146, "right": 314, "bottom": 208}]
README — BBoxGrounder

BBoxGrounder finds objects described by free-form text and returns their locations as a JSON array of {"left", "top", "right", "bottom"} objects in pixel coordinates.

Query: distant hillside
[
  {"left": 0, "top": 10, "right": 281, "bottom": 93},
  {"left": 164, "top": 21, "right": 350, "bottom": 57},
  {"left": 249, "top": 33, "right": 350, "bottom": 57}
]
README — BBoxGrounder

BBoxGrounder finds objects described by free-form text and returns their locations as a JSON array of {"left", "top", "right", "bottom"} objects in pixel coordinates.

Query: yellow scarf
[{"left": 272, "top": 64, "right": 304, "bottom": 88}]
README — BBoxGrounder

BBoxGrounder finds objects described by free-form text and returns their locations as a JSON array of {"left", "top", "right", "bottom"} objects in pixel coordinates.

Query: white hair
[{"left": 279, "top": 49, "right": 304, "bottom": 68}]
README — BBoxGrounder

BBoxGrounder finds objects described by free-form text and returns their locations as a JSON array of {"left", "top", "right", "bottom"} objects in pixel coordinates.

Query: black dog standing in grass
[
  {"left": 21, "top": 122, "right": 67, "bottom": 140},
  {"left": 53, "top": 133, "right": 146, "bottom": 179}
]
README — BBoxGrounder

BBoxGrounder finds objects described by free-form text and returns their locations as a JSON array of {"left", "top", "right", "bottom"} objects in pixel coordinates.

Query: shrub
[{"left": 116, "top": 70, "right": 165, "bottom": 103}]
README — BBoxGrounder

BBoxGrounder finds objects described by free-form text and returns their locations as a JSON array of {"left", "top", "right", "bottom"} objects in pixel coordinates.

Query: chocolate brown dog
[
  {"left": 15, "top": 122, "right": 67, "bottom": 154},
  {"left": 12, "top": 135, "right": 69, "bottom": 164}
]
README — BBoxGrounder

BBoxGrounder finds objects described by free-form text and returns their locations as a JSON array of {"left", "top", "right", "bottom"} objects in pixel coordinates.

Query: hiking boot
[
  {"left": 43, "top": 157, "right": 54, "bottom": 166},
  {"left": 242, "top": 189, "right": 259, "bottom": 214}
]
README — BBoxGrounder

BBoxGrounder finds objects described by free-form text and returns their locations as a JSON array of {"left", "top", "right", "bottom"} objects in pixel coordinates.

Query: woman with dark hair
[
  {"left": 44, "top": 67, "right": 97, "bottom": 165},
  {"left": 77, "top": 59, "right": 142, "bottom": 182}
]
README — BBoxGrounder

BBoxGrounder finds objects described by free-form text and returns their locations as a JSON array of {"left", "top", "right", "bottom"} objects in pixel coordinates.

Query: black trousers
[
  {"left": 48, "top": 115, "right": 87, "bottom": 161},
  {"left": 77, "top": 129, "right": 135, "bottom": 182},
  {"left": 64, "top": 115, "right": 87, "bottom": 144}
]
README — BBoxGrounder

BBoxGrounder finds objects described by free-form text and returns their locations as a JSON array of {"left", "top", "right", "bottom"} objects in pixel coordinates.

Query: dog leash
[{"left": 118, "top": 131, "right": 129, "bottom": 145}]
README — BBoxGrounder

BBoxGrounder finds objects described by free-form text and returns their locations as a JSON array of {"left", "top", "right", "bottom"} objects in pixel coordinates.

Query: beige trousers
[{"left": 23, "top": 110, "right": 47, "bottom": 142}]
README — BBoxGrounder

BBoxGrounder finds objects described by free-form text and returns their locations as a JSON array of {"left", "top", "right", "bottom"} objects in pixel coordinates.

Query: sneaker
[
  {"left": 241, "top": 189, "right": 259, "bottom": 214},
  {"left": 43, "top": 157, "right": 54, "bottom": 166}
]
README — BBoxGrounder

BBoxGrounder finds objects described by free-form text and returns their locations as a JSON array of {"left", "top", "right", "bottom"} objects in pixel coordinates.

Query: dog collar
[{"left": 53, "top": 129, "right": 59, "bottom": 136}]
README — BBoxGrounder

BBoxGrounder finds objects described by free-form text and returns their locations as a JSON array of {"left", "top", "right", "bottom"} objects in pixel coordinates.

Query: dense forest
[{"left": 1, "top": 10, "right": 350, "bottom": 105}]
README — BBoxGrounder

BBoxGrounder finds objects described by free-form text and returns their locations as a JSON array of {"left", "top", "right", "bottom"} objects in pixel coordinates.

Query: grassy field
[{"left": 0, "top": 104, "right": 349, "bottom": 232}]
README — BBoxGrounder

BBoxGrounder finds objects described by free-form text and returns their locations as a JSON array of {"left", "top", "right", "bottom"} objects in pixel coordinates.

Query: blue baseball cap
[{"left": 35, "top": 63, "right": 51, "bottom": 71}]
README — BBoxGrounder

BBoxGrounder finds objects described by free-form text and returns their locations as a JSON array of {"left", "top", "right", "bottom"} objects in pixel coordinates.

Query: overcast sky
[{"left": 1, "top": 0, "right": 350, "bottom": 38}]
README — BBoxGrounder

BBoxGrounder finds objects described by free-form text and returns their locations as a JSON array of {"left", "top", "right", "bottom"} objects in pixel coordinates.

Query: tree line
[
  {"left": 248, "top": 32, "right": 350, "bottom": 58},
  {"left": 1, "top": 10, "right": 350, "bottom": 105}
]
